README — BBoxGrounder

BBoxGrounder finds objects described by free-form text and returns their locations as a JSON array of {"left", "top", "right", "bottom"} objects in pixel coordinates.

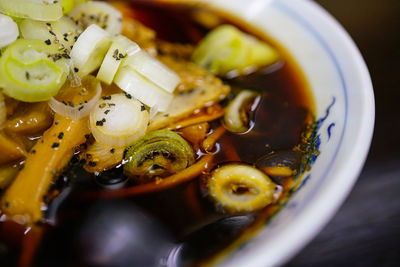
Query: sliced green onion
[
  {"left": 0, "top": 14, "right": 19, "bottom": 48},
  {"left": 192, "top": 24, "right": 280, "bottom": 76},
  {"left": 70, "top": 24, "right": 112, "bottom": 77},
  {"left": 0, "top": 0, "right": 63, "bottom": 21},
  {"left": 0, "top": 39, "right": 70, "bottom": 102},
  {"left": 69, "top": 1, "right": 122, "bottom": 34},
  {"left": 207, "top": 164, "right": 276, "bottom": 213},
  {"left": 61, "top": 0, "right": 75, "bottom": 14},
  {"left": 123, "top": 50, "right": 181, "bottom": 93},
  {"left": 20, "top": 19, "right": 54, "bottom": 44},
  {"left": 114, "top": 66, "right": 173, "bottom": 112},
  {"left": 48, "top": 75, "right": 102, "bottom": 120},
  {"left": 20, "top": 16, "right": 82, "bottom": 53},
  {"left": 89, "top": 93, "right": 149, "bottom": 147},
  {"left": 124, "top": 130, "right": 195, "bottom": 182},
  {"left": 97, "top": 35, "right": 140, "bottom": 85},
  {"left": 223, "top": 90, "right": 259, "bottom": 133}
]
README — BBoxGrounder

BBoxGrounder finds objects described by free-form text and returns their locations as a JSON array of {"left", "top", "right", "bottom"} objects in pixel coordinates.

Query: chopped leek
[
  {"left": 124, "top": 130, "right": 195, "bottom": 182},
  {"left": 0, "top": 14, "right": 19, "bottom": 48},
  {"left": 61, "top": 0, "right": 74, "bottom": 14},
  {"left": 207, "top": 164, "right": 276, "bottom": 213},
  {"left": 0, "top": 39, "right": 70, "bottom": 102},
  {"left": 123, "top": 50, "right": 181, "bottom": 93},
  {"left": 70, "top": 24, "right": 112, "bottom": 77},
  {"left": 48, "top": 75, "right": 102, "bottom": 120},
  {"left": 20, "top": 16, "right": 82, "bottom": 53},
  {"left": 89, "top": 93, "right": 149, "bottom": 147},
  {"left": 97, "top": 35, "right": 140, "bottom": 85},
  {"left": 114, "top": 66, "right": 173, "bottom": 112},
  {"left": 0, "top": 0, "right": 63, "bottom": 21},
  {"left": 192, "top": 24, "right": 280, "bottom": 76},
  {"left": 69, "top": 1, "right": 122, "bottom": 34},
  {"left": 61, "top": 0, "right": 88, "bottom": 14}
]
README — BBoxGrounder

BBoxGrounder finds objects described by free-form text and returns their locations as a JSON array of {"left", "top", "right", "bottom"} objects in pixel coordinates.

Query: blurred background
[{"left": 287, "top": 0, "right": 400, "bottom": 266}]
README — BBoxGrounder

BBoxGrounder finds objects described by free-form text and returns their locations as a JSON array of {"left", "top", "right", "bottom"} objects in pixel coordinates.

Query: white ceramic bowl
[{"left": 201, "top": 0, "right": 375, "bottom": 266}]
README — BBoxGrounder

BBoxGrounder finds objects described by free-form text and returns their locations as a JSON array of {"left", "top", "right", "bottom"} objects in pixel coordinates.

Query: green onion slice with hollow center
[
  {"left": 207, "top": 164, "right": 277, "bottom": 213},
  {"left": 89, "top": 93, "right": 150, "bottom": 147},
  {"left": 20, "top": 16, "right": 82, "bottom": 54},
  {"left": 0, "top": 0, "right": 63, "bottom": 21},
  {"left": 68, "top": 1, "right": 122, "bottom": 34},
  {"left": 0, "top": 14, "right": 19, "bottom": 48},
  {"left": 49, "top": 75, "right": 102, "bottom": 120},
  {"left": 0, "top": 39, "right": 70, "bottom": 102}
]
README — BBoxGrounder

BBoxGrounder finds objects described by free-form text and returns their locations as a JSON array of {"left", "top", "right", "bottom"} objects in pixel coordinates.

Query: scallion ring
[
  {"left": 0, "top": 0, "right": 63, "bottom": 21},
  {"left": 69, "top": 1, "right": 122, "bottom": 34},
  {"left": 89, "top": 93, "right": 149, "bottom": 147},
  {"left": 0, "top": 14, "right": 19, "bottom": 49},
  {"left": 207, "top": 164, "right": 276, "bottom": 213},
  {"left": 0, "top": 39, "right": 70, "bottom": 102},
  {"left": 48, "top": 75, "right": 101, "bottom": 120},
  {"left": 70, "top": 24, "right": 112, "bottom": 77}
]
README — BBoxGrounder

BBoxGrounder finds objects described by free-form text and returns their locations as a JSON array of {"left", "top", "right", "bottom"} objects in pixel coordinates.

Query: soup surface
[{"left": 0, "top": 1, "right": 315, "bottom": 266}]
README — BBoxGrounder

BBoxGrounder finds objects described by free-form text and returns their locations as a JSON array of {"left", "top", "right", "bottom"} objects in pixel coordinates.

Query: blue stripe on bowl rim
[
  {"left": 273, "top": 0, "right": 348, "bottom": 208},
  {"left": 221, "top": 0, "right": 351, "bottom": 262}
]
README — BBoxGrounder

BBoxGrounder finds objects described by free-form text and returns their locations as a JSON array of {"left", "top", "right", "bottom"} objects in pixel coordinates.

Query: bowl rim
[{"left": 202, "top": 0, "right": 375, "bottom": 266}]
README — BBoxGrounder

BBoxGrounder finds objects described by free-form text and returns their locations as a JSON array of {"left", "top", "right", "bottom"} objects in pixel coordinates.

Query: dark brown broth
[{"left": 0, "top": 2, "right": 314, "bottom": 266}]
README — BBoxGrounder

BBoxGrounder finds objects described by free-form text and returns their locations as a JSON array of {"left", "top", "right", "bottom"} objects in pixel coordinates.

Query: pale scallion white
[
  {"left": 67, "top": 60, "right": 82, "bottom": 88},
  {"left": 69, "top": 1, "right": 122, "bottom": 34},
  {"left": 97, "top": 35, "right": 140, "bottom": 84},
  {"left": 89, "top": 93, "right": 149, "bottom": 147},
  {"left": 70, "top": 24, "right": 111, "bottom": 77},
  {"left": 48, "top": 76, "right": 102, "bottom": 120},
  {"left": 114, "top": 66, "right": 173, "bottom": 112},
  {"left": 0, "top": 14, "right": 19, "bottom": 48},
  {"left": 20, "top": 16, "right": 82, "bottom": 52},
  {"left": 0, "top": 0, "right": 63, "bottom": 21},
  {"left": 123, "top": 50, "right": 181, "bottom": 93}
]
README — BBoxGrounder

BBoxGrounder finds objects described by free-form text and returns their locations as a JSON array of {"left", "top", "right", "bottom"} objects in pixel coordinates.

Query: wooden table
[{"left": 287, "top": 0, "right": 400, "bottom": 266}]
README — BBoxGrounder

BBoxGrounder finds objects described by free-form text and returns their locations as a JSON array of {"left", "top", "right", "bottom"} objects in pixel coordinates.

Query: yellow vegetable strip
[
  {"left": 5, "top": 102, "right": 53, "bottom": 134},
  {"left": 0, "top": 164, "right": 19, "bottom": 189},
  {"left": 0, "top": 132, "right": 26, "bottom": 165},
  {"left": 166, "top": 105, "right": 224, "bottom": 130},
  {"left": 1, "top": 114, "right": 90, "bottom": 223},
  {"left": 202, "top": 126, "right": 226, "bottom": 153}
]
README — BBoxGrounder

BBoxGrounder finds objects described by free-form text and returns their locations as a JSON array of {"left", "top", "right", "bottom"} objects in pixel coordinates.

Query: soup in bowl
[{"left": 0, "top": 0, "right": 374, "bottom": 266}]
